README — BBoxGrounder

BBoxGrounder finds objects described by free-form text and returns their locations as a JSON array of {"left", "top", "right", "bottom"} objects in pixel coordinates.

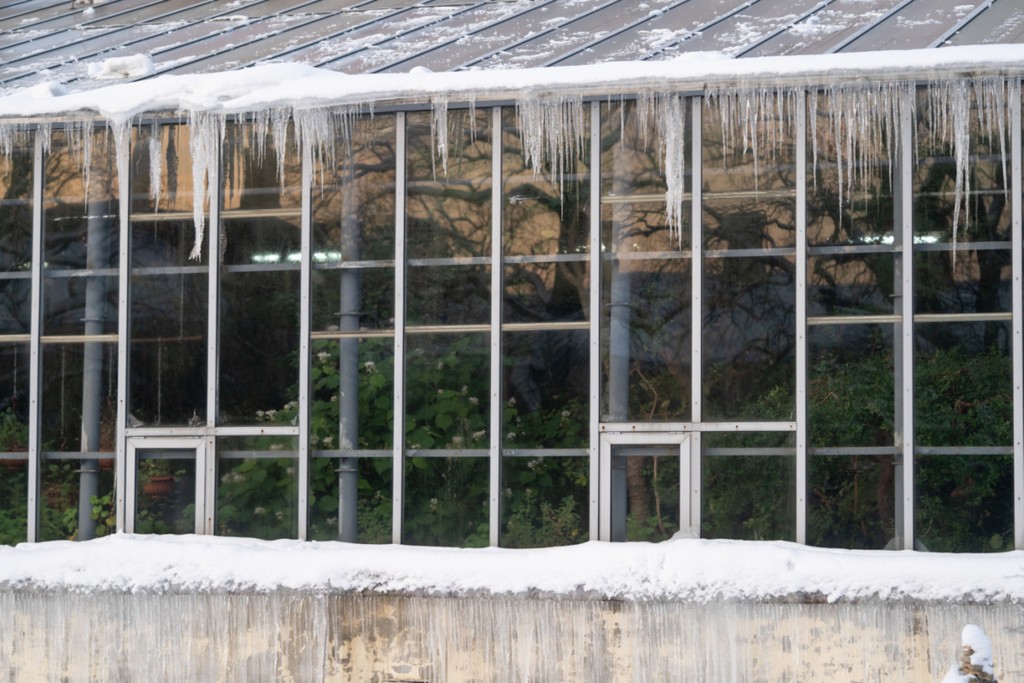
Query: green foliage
[{"left": 503, "top": 491, "right": 582, "bottom": 548}]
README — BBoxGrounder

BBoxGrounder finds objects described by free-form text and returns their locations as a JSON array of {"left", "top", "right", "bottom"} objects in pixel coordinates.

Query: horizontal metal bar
[
  {"left": 703, "top": 189, "right": 796, "bottom": 201},
  {"left": 313, "top": 260, "right": 396, "bottom": 270},
  {"left": 809, "top": 446, "right": 899, "bottom": 456},
  {"left": 600, "top": 421, "right": 796, "bottom": 433},
  {"left": 808, "top": 243, "right": 899, "bottom": 256},
  {"left": 601, "top": 193, "right": 689, "bottom": 204},
  {"left": 126, "top": 426, "right": 300, "bottom": 437},
  {"left": 603, "top": 250, "right": 694, "bottom": 261},
  {"left": 406, "top": 324, "right": 490, "bottom": 335},
  {"left": 915, "top": 446, "right": 1013, "bottom": 456},
  {"left": 222, "top": 263, "right": 302, "bottom": 274},
  {"left": 41, "top": 335, "right": 119, "bottom": 344},
  {"left": 914, "top": 312, "right": 1012, "bottom": 324},
  {"left": 808, "top": 315, "right": 899, "bottom": 326},
  {"left": 42, "top": 268, "right": 119, "bottom": 279},
  {"left": 221, "top": 208, "right": 302, "bottom": 220},
  {"left": 501, "top": 448, "right": 589, "bottom": 457},
  {"left": 405, "top": 448, "right": 490, "bottom": 458},
  {"left": 130, "top": 212, "right": 198, "bottom": 223},
  {"left": 503, "top": 253, "right": 590, "bottom": 264},
  {"left": 312, "top": 449, "right": 393, "bottom": 458},
  {"left": 130, "top": 266, "right": 209, "bottom": 276},
  {"left": 219, "top": 450, "right": 299, "bottom": 460},
  {"left": 407, "top": 256, "right": 491, "bottom": 267},
  {"left": 704, "top": 448, "right": 795, "bottom": 457},
  {"left": 914, "top": 240, "right": 1011, "bottom": 252},
  {"left": 310, "top": 329, "right": 395, "bottom": 340},
  {"left": 502, "top": 321, "right": 589, "bottom": 332},
  {"left": 0, "top": 335, "right": 31, "bottom": 343},
  {"left": 0, "top": 272, "right": 31, "bottom": 281},
  {"left": 704, "top": 247, "right": 797, "bottom": 258}
]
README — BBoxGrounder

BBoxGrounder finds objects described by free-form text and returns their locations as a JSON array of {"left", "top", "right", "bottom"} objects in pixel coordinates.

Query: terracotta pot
[{"left": 142, "top": 475, "right": 175, "bottom": 498}]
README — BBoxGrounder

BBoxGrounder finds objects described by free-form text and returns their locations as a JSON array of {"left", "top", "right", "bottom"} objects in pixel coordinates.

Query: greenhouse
[{"left": 0, "top": 0, "right": 1022, "bottom": 554}]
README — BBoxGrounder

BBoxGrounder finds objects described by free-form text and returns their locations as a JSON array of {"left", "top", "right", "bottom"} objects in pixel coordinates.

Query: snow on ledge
[
  {"left": 1, "top": 534, "right": 1023, "bottom": 602},
  {"left": 0, "top": 44, "right": 1022, "bottom": 123}
]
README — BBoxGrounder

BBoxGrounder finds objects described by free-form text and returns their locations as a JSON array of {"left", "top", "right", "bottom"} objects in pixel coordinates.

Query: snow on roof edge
[{"left": 0, "top": 44, "right": 1022, "bottom": 124}]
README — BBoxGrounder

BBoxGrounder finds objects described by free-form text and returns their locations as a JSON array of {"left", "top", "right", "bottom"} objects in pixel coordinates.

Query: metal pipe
[{"left": 78, "top": 196, "right": 110, "bottom": 541}]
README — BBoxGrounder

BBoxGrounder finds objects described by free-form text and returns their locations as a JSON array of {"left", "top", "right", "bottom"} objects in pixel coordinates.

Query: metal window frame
[
  {"left": 489, "top": 105, "right": 502, "bottom": 547},
  {"left": 795, "top": 89, "right": 808, "bottom": 544},
  {"left": 588, "top": 100, "right": 601, "bottom": 541},
  {"left": 1012, "top": 79, "right": 1024, "bottom": 550},
  {"left": 392, "top": 111, "right": 407, "bottom": 544},
  {"left": 26, "top": 129, "right": 43, "bottom": 543},
  {"left": 125, "top": 436, "right": 206, "bottom": 534}
]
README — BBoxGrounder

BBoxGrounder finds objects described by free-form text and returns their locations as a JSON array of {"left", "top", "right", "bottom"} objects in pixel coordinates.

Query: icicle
[
  {"left": 654, "top": 94, "right": 685, "bottom": 246},
  {"left": 270, "top": 107, "right": 291, "bottom": 188},
  {"left": 431, "top": 95, "right": 449, "bottom": 178},
  {"left": 148, "top": 121, "right": 162, "bottom": 209},
  {"left": 111, "top": 119, "right": 129, "bottom": 209},
  {"left": 515, "top": 93, "right": 585, "bottom": 199},
  {"left": 187, "top": 111, "right": 221, "bottom": 261}
]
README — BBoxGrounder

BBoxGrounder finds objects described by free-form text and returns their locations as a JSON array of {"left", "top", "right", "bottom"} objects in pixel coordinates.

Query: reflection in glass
[
  {"left": 503, "top": 331, "right": 587, "bottom": 449},
  {"left": 406, "top": 109, "right": 492, "bottom": 259},
  {"left": 0, "top": 343, "right": 29, "bottom": 544},
  {"left": 702, "top": 255, "right": 795, "bottom": 420},
  {"left": 602, "top": 254, "right": 690, "bottom": 422},
  {"left": 501, "top": 456, "right": 587, "bottom": 548},
  {"left": 131, "top": 123, "right": 201, "bottom": 215},
  {"left": 809, "top": 252, "right": 895, "bottom": 317},
  {"left": 217, "top": 436, "right": 298, "bottom": 540},
  {"left": 406, "top": 264, "right": 489, "bottom": 326},
  {"left": 136, "top": 452, "right": 195, "bottom": 534},
  {"left": 503, "top": 106, "right": 589, "bottom": 257},
  {"left": 403, "top": 456, "right": 488, "bottom": 547},
  {"left": 0, "top": 130, "right": 33, "bottom": 335},
  {"left": 914, "top": 248, "right": 1012, "bottom": 315},
  {"left": 702, "top": 432, "right": 795, "bottom": 541},
  {"left": 308, "top": 455, "right": 392, "bottom": 543}
]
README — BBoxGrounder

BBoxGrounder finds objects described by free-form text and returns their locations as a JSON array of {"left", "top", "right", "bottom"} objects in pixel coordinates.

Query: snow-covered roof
[{"left": 1, "top": 0, "right": 1022, "bottom": 99}]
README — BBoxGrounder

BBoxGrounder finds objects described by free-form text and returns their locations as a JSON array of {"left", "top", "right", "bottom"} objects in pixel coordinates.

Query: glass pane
[
  {"left": 501, "top": 456, "right": 587, "bottom": 548},
  {"left": 43, "top": 128, "right": 120, "bottom": 337},
  {"left": 702, "top": 432, "right": 795, "bottom": 541},
  {"left": 914, "top": 86, "right": 1011, "bottom": 244},
  {"left": 0, "top": 457, "right": 26, "bottom": 545},
  {"left": 136, "top": 450, "right": 196, "bottom": 534},
  {"left": 310, "top": 337, "right": 394, "bottom": 452},
  {"left": 406, "top": 109, "right": 492, "bottom": 259},
  {"left": 221, "top": 123, "right": 302, "bottom": 212},
  {"left": 39, "top": 458, "right": 115, "bottom": 541},
  {"left": 0, "top": 130, "right": 33, "bottom": 335},
  {"left": 405, "top": 333, "right": 488, "bottom": 450},
  {"left": 131, "top": 123, "right": 202, "bottom": 215},
  {"left": 403, "top": 456, "right": 488, "bottom": 547},
  {"left": 809, "top": 252, "right": 896, "bottom": 317},
  {"left": 916, "top": 453, "right": 1012, "bottom": 553},
  {"left": 810, "top": 453, "right": 897, "bottom": 549},
  {"left": 503, "top": 261, "right": 588, "bottom": 324},
  {"left": 503, "top": 330, "right": 588, "bottom": 449},
  {"left": 914, "top": 248, "right": 1012, "bottom": 315},
  {"left": 41, "top": 343, "right": 117, "bottom": 454},
  {"left": 406, "top": 263, "right": 489, "bottom": 326},
  {"left": 219, "top": 217, "right": 300, "bottom": 426},
  {"left": 808, "top": 90, "right": 895, "bottom": 246},
  {"left": 601, "top": 255, "right": 691, "bottom": 422},
  {"left": 0, "top": 342, "right": 29, "bottom": 544},
  {"left": 702, "top": 255, "right": 795, "bottom": 420},
  {"left": 308, "top": 455, "right": 392, "bottom": 543},
  {"left": 600, "top": 100, "right": 672, "bottom": 199},
  {"left": 217, "top": 436, "right": 298, "bottom": 540},
  {"left": 610, "top": 444, "right": 681, "bottom": 542},
  {"left": 809, "top": 324, "right": 895, "bottom": 448},
  {"left": 915, "top": 322, "right": 1012, "bottom": 448},
  {"left": 130, "top": 220, "right": 207, "bottom": 426},
  {"left": 502, "top": 106, "right": 590, "bottom": 257},
  {"left": 313, "top": 113, "right": 396, "bottom": 334}
]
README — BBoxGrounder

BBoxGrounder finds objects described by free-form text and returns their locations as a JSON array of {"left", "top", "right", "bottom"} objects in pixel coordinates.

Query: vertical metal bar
[
  {"left": 1011, "top": 79, "right": 1024, "bottom": 549},
  {"left": 795, "top": 90, "right": 808, "bottom": 545},
  {"left": 489, "top": 106, "right": 502, "bottom": 547},
  {"left": 392, "top": 111, "right": 407, "bottom": 544},
  {"left": 899, "top": 87, "right": 915, "bottom": 549},
  {"left": 116, "top": 125, "right": 132, "bottom": 533},
  {"left": 297, "top": 135, "right": 313, "bottom": 541},
  {"left": 589, "top": 100, "right": 601, "bottom": 541},
  {"left": 690, "top": 97, "right": 703, "bottom": 534},
  {"left": 202, "top": 120, "right": 222, "bottom": 535},
  {"left": 26, "top": 129, "right": 43, "bottom": 543}
]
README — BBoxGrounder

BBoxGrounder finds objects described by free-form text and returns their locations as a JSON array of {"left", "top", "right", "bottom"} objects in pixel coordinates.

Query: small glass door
[
  {"left": 126, "top": 438, "right": 206, "bottom": 534},
  {"left": 599, "top": 432, "right": 696, "bottom": 541}
]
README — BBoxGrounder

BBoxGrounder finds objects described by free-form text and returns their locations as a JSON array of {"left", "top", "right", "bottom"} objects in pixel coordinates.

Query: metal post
[
  {"left": 1010, "top": 79, "right": 1023, "bottom": 549},
  {"left": 201, "top": 117, "right": 222, "bottom": 535},
  {"left": 392, "top": 112, "right": 407, "bottom": 544},
  {"left": 115, "top": 125, "right": 131, "bottom": 533},
  {"left": 588, "top": 101, "right": 601, "bottom": 540},
  {"left": 298, "top": 132, "right": 313, "bottom": 541},
  {"left": 896, "top": 87, "right": 915, "bottom": 549},
  {"left": 795, "top": 90, "right": 808, "bottom": 544},
  {"left": 690, "top": 97, "right": 703, "bottom": 535},
  {"left": 488, "top": 106, "right": 502, "bottom": 547},
  {"left": 27, "top": 129, "right": 43, "bottom": 543}
]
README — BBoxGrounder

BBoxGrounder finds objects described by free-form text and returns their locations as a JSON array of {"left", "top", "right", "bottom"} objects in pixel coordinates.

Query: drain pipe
[{"left": 337, "top": 164, "right": 361, "bottom": 543}]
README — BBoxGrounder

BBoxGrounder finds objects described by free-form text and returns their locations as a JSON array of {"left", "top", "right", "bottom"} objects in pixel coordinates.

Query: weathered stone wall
[{"left": 1, "top": 591, "right": 1021, "bottom": 682}]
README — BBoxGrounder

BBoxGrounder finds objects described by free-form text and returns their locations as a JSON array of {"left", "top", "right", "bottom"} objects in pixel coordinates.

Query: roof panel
[
  {"left": 740, "top": 0, "right": 903, "bottom": 57},
  {"left": 838, "top": 0, "right": 985, "bottom": 52},
  {"left": 943, "top": 0, "right": 1024, "bottom": 47}
]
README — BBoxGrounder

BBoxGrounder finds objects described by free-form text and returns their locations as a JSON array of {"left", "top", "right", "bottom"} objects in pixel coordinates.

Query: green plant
[{"left": 0, "top": 408, "right": 28, "bottom": 451}]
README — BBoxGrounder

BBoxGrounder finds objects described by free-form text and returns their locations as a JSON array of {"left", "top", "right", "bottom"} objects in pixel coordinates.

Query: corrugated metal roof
[{"left": 0, "top": 0, "right": 1019, "bottom": 95}]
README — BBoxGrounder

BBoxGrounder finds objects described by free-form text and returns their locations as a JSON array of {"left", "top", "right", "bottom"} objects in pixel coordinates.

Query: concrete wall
[{"left": 1, "top": 590, "right": 1021, "bottom": 681}]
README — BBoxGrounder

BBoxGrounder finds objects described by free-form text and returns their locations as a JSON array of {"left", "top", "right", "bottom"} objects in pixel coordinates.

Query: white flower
[
  {"left": 323, "top": 436, "right": 334, "bottom": 447},
  {"left": 363, "top": 360, "right": 376, "bottom": 373},
  {"left": 316, "top": 351, "right": 330, "bottom": 363},
  {"left": 429, "top": 497, "right": 439, "bottom": 512},
  {"left": 451, "top": 435, "right": 464, "bottom": 448},
  {"left": 468, "top": 396, "right": 479, "bottom": 406},
  {"left": 471, "top": 430, "right": 486, "bottom": 441},
  {"left": 254, "top": 507, "right": 266, "bottom": 515}
]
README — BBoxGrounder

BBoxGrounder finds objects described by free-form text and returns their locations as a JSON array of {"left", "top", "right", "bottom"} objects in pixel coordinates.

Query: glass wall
[{"left": 0, "top": 76, "right": 1020, "bottom": 551}]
